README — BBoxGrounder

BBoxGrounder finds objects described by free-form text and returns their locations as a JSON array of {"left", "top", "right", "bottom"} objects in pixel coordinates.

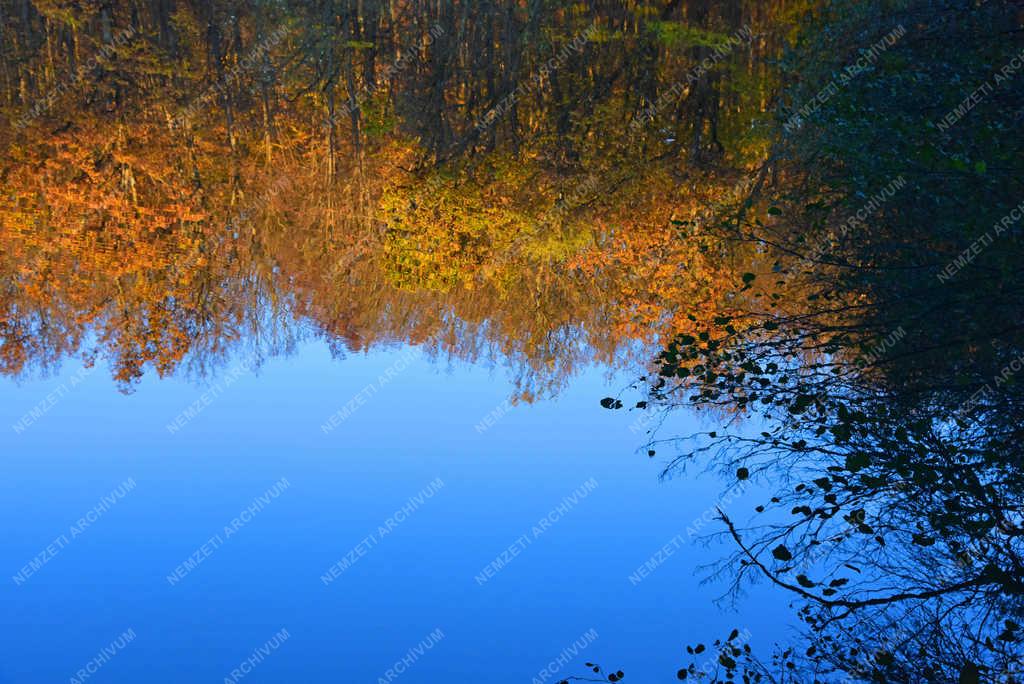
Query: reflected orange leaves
[
  {"left": 1, "top": 115, "right": 776, "bottom": 395},
  {"left": 0, "top": 0, "right": 787, "bottom": 393}
]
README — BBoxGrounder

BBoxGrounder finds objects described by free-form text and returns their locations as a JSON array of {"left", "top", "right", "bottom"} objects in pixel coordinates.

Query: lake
[
  {"left": 2, "top": 343, "right": 794, "bottom": 682},
  {"left": 2, "top": 0, "right": 1022, "bottom": 681}
]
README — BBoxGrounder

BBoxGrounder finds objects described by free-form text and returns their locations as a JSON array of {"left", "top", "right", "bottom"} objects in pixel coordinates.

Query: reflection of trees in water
[
  {"left": 0, "top": 0, "right": 782, "bottom": 395},
  {"left": 5, "top": 0, "right": 1020, "bottom": 680}
]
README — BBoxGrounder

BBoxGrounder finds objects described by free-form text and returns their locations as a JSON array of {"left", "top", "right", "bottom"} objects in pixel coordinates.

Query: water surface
[
  {"left": 3, "top": 0, "right": 1022, "bottom": 680},
  {"left": 2, "top": 346, "right": 788, "bottom": 682}
]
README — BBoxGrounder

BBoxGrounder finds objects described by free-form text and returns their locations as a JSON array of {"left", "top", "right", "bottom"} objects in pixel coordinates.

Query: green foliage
[{"left": 649, "top": 21, "right": 738, "bottom": 49}]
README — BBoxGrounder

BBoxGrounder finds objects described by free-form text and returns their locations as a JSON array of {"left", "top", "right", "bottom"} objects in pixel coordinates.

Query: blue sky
[{"left": 0, "top": 342, "right": 792, "bottom": 683}]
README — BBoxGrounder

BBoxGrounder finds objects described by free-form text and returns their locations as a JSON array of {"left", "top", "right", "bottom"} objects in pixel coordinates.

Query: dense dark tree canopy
[{"left": 636, "top": 1, "right": 1024, "bottom": 681}]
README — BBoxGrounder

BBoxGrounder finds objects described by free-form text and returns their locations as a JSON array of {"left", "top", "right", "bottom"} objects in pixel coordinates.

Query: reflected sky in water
[{"left": 1, "top": 343, "right": 789, "bottom": 682}]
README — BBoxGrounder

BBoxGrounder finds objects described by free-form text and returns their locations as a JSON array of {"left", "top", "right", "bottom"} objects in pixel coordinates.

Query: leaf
[
  {"left": 830, "top": 423, "right": 852, "bottom": 442},
  {"left": 845, "top": 453, "right": 871, "bottom": 472},
  {"left": 912, "top": 533, "right": 936, "bottom": 547},
  {"left": 736, "top": 467, "right": 750, "bottom": 480},
  {"left": 789, "top": 395, "right": 814, "bottom": 415},
  {"left": 796, "top": 574, "right": 816, "bottom": 588},
  {"left": 959, "top": 662, "right": 980, "bottom": 684},
  {"left": 772, "top": 545, "right": 792, "bottom": 562},
  {"left": 767, "top": 206, "right": 782, "bottom": 215}
]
